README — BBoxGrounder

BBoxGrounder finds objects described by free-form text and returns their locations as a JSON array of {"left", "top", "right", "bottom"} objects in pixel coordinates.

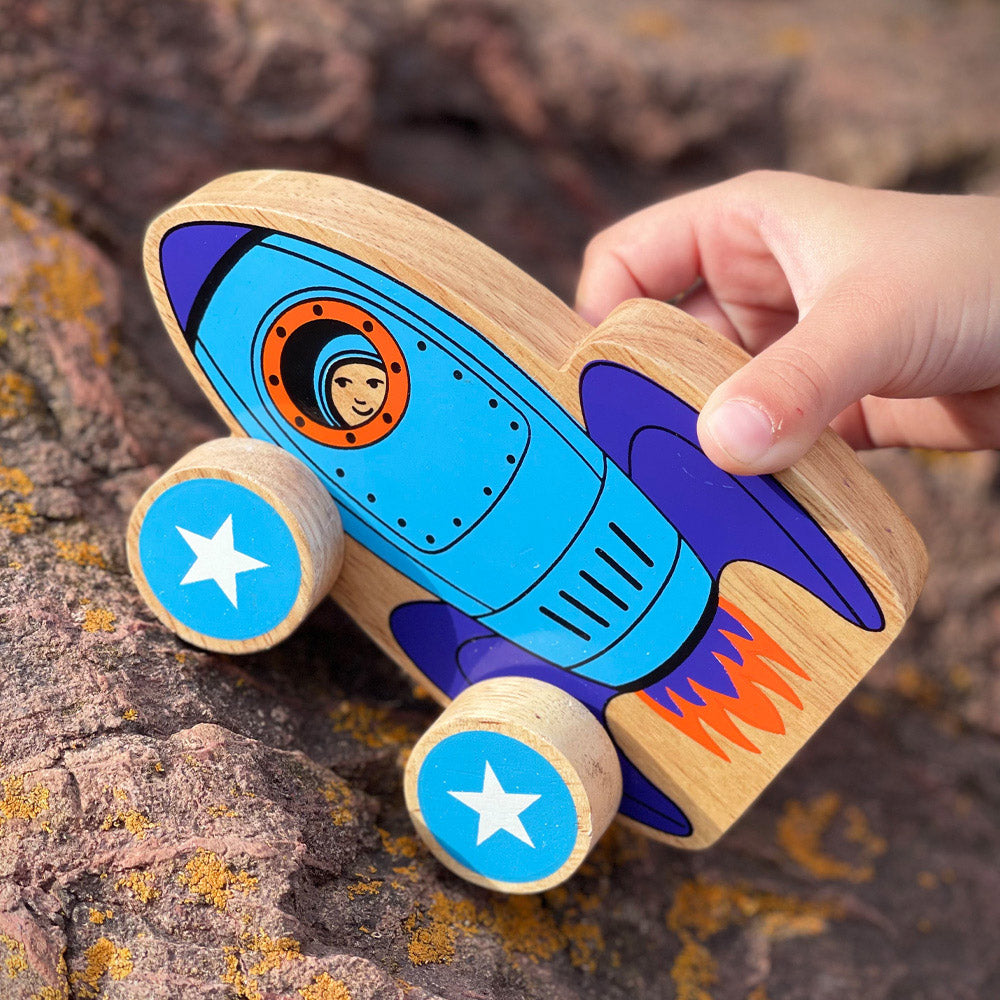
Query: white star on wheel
[
  {"left": 448, "top": 761, "right": 541, "bottom": 848},
  {"left": 176, "top": 515, "right": 268, "bottom": 609}
]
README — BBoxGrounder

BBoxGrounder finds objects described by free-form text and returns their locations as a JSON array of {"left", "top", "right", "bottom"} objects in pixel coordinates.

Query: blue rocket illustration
[{"left": 158, "top": 222, "right": 884, "bottom": 838}]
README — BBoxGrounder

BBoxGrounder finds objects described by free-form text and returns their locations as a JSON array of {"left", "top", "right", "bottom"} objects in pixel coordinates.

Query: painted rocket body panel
[{"left": 178, "top": 226, "right": 713, "bottom": 685}]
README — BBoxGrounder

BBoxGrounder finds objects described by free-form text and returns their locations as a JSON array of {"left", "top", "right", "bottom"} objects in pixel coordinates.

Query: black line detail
[
  {"left": 181, "top": 229, "right": 266, "bottom": 348},
  {"left": 595, "top": 548, "right": 642, "bottom": 590},
  {"left": 579, "top": 570, "right": 628, "bottom": 611},
  {"left": 581, "top": 358, "right": 884, "bottom": 633},
  {"left": 559, "top": 591, "right": 609, "bottom": 628},
  {"left": 609, "top": 520, "right": 654, "bottom": 567},
  {"left": 540, "top": 606, "right": 590, "bottom": 642}
]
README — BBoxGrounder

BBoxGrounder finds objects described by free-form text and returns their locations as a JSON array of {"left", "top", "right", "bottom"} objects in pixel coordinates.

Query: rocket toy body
[{"left": 128, "top": 171, "right": 927, "bottom": 893}]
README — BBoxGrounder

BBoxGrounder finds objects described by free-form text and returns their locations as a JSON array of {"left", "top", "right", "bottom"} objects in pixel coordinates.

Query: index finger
[{"left": 574, "top": 186, "right": 712, "bottom": 325}]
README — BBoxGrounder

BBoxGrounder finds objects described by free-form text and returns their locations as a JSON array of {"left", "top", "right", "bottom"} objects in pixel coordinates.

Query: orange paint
[
  {"left": 261, "top": 298, "right": 409, "bottom": 448},
  {"left": 639, "top": 598, "right": 808, "bottom": 762}
]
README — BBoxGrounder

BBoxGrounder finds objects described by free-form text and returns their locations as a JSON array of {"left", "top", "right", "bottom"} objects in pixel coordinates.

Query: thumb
[{"left": 696, "top": 286, "right": 905, "bottom": 474}]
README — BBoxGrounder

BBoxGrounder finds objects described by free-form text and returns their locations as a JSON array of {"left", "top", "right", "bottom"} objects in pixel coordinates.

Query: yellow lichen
[
  {"left": 87, "top": 908, "right": 113, "bottom": 925},
  {"left": 347, "top": 878, "right": 382, "bottom": 899},
  {"left": 321, "top": 777, "right": 356, "bottom": 826},
  {"left": 221, "top": 930, "right": 303, "bottom": 1000},
  {"left": 893, "top": 662, "right": 942, "bottom": 708},
  {"left": 843, "top": 804, "right": 887, "bottom": 858},
  {"left": 178, "top": 850, "right": 258, "bottom": 910},
  {"left": 54, "top": 540, "right": 107, "bottom": 569},
  {"left": 69, "top": 937, "right": 132, "bottom": 998},
  {"left": 851, "top": 690, "right": 883, "bottom": 718},
  {"left": 122, "top": 708, "right": 137, "bottom": 721},
  {"left": 489, "top": 895, "right": 565, "bottom": 963},
  {"left": 115, "top": 871, "right": 159, "bottom": 904},
  {"left": 378, "top": 828, "right": 421, "bottom": 859},
  {"left": 769, "top": 25, "right": 814, "bottom": 57},
  {"left": 329, "top": 701, "right": 418, "bottom": 750},
  {"left": 391, "top": 864, "right": 420, "bottom": 885},
  {"left": 300, "top": 972, "right": 353, "bottom": 1000},
  {"left": 404, "top": 893, "right": 484, "bottom": 966},
  {"left": 0, "top": 373, "right": 35, "bottom": 420},
  {"left": 223, "top": 949, "right": 262, "bottom": 1000},
  {"left": 208, "top": 803, "right": 238, "bottom": 818},
  {"left": 621, "top": 9, "right": 683, "bottom": 41},
  {"left": 562, "top": 920, "right": 604, "bottom": 974},
  {"left": 245, "top": 931, "right": 302, "bottom": 976},
  {"left": 30, "top": 989, "right": 68, "bottom": 1000},
  {"left": 0, "top": 774, "right": 50, "bottom": 829},
  {"left": 671, "top": 935, "right": 716, "bottom": 1000},
  {"left": 666, "top": 879, "right": 844, "bottom": 999},
  {"left": 18, "top": 230, "right": 113, "bottom": 368},
  {"left": 948, "top": 663, "right": 974, "bottom": 693},
  {"left": 917, "top": 871, "right": 939, "bottom": 890},
  {"left": 0, "top": 932, "right": 27, "bottom": 977},
  {"left": 0, "top": 464, "right": 33, "bottom": 495},
  {"left": 101, "top": 809, "right": 155, "bottom": 840},
  {"left": 81, "top": 608, "right": 115, "bottom": 633},
  {"left": 0, "top": 500, "right": 35, "bottom": 534},
  {"left": 777, "top": 793, "right": 884, "bottom": 883},
  {"left": 403, "top": 889, "right": 613, "bottom": 970}
]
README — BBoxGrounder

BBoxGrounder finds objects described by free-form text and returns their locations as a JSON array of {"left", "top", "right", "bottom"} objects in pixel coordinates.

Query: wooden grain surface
[{"left": 141, "top": 170, "right": 928, "bottom": 847}]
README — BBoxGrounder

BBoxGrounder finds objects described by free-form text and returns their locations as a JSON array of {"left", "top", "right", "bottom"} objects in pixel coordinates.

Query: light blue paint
[
  {"left": 186, "top": 231, "right": 713, "bottom": 682},
  {"left": 138, "top": 478, "right": 301, "bottom": 641},
  {"left": 417, "top": 730, "right": 578, "bottom": 884}
]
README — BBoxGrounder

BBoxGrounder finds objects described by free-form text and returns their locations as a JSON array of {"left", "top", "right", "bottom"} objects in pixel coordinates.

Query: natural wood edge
[{"left": 127, "top": 437, "right": 343, "bottom": 653}]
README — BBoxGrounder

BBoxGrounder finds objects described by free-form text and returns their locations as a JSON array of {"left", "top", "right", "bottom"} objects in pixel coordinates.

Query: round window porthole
[{"left": 261, "top": 299, "right": 409, "bottom": 448}]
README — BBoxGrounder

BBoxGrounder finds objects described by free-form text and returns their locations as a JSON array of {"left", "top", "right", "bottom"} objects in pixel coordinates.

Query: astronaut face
[{"left": 328, "top": 360, "right": 388, "bottom": 427}]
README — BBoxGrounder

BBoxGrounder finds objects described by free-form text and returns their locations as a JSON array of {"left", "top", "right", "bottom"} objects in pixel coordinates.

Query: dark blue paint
[{"left": 160, "top": 223, "right": 252, "bottom": 331}]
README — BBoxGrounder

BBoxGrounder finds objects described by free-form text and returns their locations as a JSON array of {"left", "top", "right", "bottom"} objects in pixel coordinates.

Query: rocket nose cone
[{"left": 158, "top": 222, "right": 255, "bottom": 333}]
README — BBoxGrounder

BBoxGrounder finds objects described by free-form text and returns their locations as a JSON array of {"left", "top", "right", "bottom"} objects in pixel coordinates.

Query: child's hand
[{"left": 575, "top": 171, "right": 1000, "bottom": 474}]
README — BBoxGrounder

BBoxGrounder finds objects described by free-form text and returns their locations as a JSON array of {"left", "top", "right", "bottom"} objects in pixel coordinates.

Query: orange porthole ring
[{"left": 261, "top": 298, "right": 409, "bottom": 449}]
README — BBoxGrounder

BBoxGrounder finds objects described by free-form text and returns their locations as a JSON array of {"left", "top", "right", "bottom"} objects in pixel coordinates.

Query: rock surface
[{"left": 2, "top": 1, "right": 1000, "bottom": 998}]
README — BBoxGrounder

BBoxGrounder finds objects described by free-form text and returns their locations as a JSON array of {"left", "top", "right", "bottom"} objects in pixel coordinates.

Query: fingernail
[{"left": 705, "top": 399, "right": 774, "bottom": 466}]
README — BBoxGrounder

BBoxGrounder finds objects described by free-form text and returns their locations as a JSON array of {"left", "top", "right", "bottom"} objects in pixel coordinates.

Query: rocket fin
[
  {"left": 158, "top": 222, "right": 258, "bottom": 334},
  {"left": 579, "top": 361, "right": 884, "bottom": 631}
]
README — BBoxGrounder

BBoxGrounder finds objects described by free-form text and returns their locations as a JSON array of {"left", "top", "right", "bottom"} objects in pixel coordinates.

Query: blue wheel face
[
  {"left": 417, "top": 730, "right": 579, "bottom": 885},
  {"left": 138, "top": 478, "right": 302, "bottom": 642}
]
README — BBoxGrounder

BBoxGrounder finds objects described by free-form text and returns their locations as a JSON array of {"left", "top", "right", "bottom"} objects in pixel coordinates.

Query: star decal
[
  {"left": 176, "top": 514, "right": 268, "bottom": 608},
  {"left": 448, "top": 761, "right": 541, "bottom": 847}
]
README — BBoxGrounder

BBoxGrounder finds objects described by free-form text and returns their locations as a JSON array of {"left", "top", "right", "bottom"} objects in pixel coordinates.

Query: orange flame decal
[{"left": 639, "top": 597, "right": 809, "bottom": 762}]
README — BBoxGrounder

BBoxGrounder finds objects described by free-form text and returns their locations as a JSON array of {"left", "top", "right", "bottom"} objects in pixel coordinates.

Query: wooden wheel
[
  {"left": 404, "top": 677, "right": 623, "bottom": 893},
  {"left": 127, "top": 437, "right": 343, "bottom": 653}
]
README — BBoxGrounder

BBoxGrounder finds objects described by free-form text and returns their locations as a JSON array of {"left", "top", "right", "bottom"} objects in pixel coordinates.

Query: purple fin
[
  {"left": 618, "top": 752, "right": 692, "bottom": 836},
  {"left": 389, "top": 600, "right": 693, "bottom": 837},
  {"left": 159, "top": 222, "right": 254, "bottom": 332},
  {"left": 580, "top": 361, "right": 884, "bottom": 631}
]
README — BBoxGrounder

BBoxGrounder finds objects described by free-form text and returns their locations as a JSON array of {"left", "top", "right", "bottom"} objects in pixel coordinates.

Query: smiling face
[{"left": 327, "top": 359, "right": 388, "bottom": 427}]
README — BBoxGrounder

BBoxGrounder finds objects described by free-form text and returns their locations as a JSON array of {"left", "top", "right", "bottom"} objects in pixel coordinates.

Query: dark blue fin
[
  {"left": 390, "top": 602, "right": 616, "bottom": 714},
  {"left": 618, "top": 753, "right": 693, "bottom": 837},
  {"left": 580, "top": 361, "right": 884, "bottom": 631},
  {"left": 159, "top": 223, "right": 254, "bottom": 333}
]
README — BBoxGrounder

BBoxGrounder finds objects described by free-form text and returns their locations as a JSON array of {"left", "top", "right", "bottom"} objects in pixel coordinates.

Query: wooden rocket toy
[{"left": 128, "top": 171, "right": 927, "bottom": 893}]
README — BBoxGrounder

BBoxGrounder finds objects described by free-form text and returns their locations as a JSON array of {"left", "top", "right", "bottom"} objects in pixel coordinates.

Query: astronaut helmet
[{"left": 315, "top": 333, "right": 387, "bottom": 429}]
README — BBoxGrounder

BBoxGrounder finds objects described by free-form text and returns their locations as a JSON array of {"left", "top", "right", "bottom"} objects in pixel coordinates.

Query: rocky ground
[{"left": 2, "top": 1, "right": 1000, "bottom": 998}]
